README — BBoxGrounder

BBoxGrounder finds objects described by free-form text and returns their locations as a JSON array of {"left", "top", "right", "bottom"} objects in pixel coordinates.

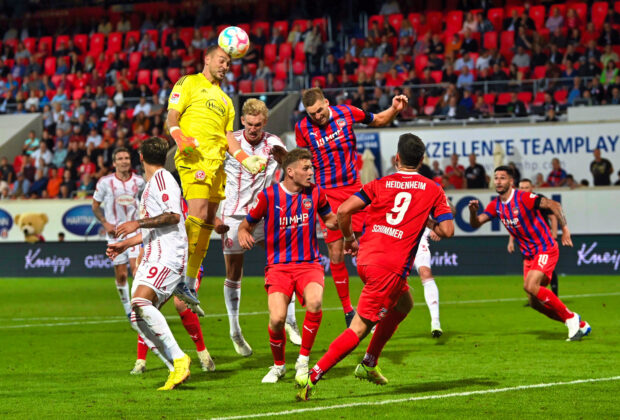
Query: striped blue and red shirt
[
  {"left": 295, "top": 105, "right": 374, "bottom": 189},
  {"left": 246, "top": 183, "right": 331, "bottom": 266},
  {"left": 484, "top": 189, "right": 556, "bottom": 258}
]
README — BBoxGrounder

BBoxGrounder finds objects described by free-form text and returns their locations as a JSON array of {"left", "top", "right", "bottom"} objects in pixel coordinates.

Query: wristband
[
  {"left": 169, "top": 126, "right": 180, "bottom": 134},
  {"left": 344, "top": 235, "right": 355, "bottom": 241}
]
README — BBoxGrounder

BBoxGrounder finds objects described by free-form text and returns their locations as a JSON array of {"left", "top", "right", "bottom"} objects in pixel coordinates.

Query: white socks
[
  {"left": 286, "top": 294, "right": 297, "bottom": 326},
  {"left": 116, "top": 282, "right": 131, "bottom": 317},
  {"left": 131, "top": 297, "right": 185, "bottom": 362},
  {"left": 422, "top": 278, "right": 440, "bottom": 323},
  {"left": 185, "top": 275, "right": 197, "bottom": 290},
  {"left": 224, "top": 279, "right": 242, "bottom": 336}
]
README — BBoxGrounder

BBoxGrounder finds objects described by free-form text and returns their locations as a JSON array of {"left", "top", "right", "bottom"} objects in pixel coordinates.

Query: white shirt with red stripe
[
  {"left": 139, "top": 168, "right": 187, "bottom": 274},
  {"left": 93, "top": 172, "right": 145, "bottom": 241},
  {"left": 221, "top": 129, "right": 285, "bottom": 217}
]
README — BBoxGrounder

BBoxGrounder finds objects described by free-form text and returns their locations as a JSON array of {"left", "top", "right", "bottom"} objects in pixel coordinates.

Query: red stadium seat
[
  {"left": 549, "top": 4, "right": 567, "bottom": 17},
  {"left": 487, "top": 8, "right": 504, "bottom": 31},
  {"left": 368, "top": 14, "right": 385, "bottom": 31},
  {"left": 311, "top": 76, "right": 326, "bottom": 88},
  {"left": 533, "top": 65, "right": 547, "bottom": 79},
  {"left": 55, "top": 35, "right": 70, "bottom": 52},
  {"left": 161, "top": 28, "right": 174, "bottom": 48},
  {"left": 247, "top": 63, "right": 257, "bottom": 75},
  {"left": 431, "top": 70, "right": 443, "bottom": 83},
  {"left": 273, "top": 20, "right": 289, "bottom": 38},
  {"left": 500, "top": 31, "right": 514, "bottom": 53},
  {"left": 146, "top": 29, "right": 159, "bottom": 45},
  {"left": 128, "top": 52, "right": 142, "bottom": 72},
  {"left": 292, "top": 19, "right": 309, "bottom": 33},
  {"left": 238, "top": 79, "right": 253, "bottom": 93},
  {"left": 39, "top": 36, "right": 53, "bottom": 56},
  {"left": 554, "top": 90, "right": 568, "bottom": 104},
  {"left": 237, "top": 23, "right": 251, "bottom": 35},
  {"left": 529, "top": 5, "right": 546, "bottom": 30},
  {"left": 445, "top": 11, "right": 463, "bottom": 34},
  {"left": 292, "top": 60, "right": 306, "bottom": 75},
  {"left": 72, "top": 89, "right": 85, "bottom": 100},
  {"left": 414, "top": 54, "right": 429, "bottom": 74},
  {"left": 616, "top": 1, "right": 620, "bottom": 15},
  {"left": 483, "top": 93, "right": 496, "bottom": 105},
  {"left": 254, "top": 79, "right": 267, "bottom": 93},
  {"left": 496, "top": 92, "right": 512, "bottom": 105},
  {"left": 505, "top": 5, "right": 524, "bottom": 17},
  {"left": 272, "top": 78, "right": 286, "bottom": 91},
  {"left": 90, "top": 33, "right": 105, "bottom": 56},
  {"left": 125, "top": 30, "right": 140, "bottom": 49},
  {"left": 278, "top": 42, "right": 292, "bottom": 63},
  {"left": 108, "top": 32, "right": 123, "bottom": 54},
  {"left": 423, "top": 105, "right": 436, "bottom": 116},
  {"left": 570, "top": 3, "right": 588, "bottom": 24},
  {"left": 51, "top": 74, "right": 63, "bottom": 87},
  {"left": 408, "top": 13, "right": 422, "bottom": 33},
  {"left": 263, "top": 43, "right": 278, "bottom": 66},
  {"left": 483, "top": 31, "right": 498, "bottom": 50},
  {"left": 517, "top": 92, "right": 532, "bottom": 104},
  {"left": 137, "top": 70, "right": 151, "bottom": 85},
  {"left": 427, "top": 11, "right": 443, "bottom": 33},
  {"left": 387, "top": 13, "right": 404, "bottom": 33},
  {"left": 199, "top": 25, "right": 213, "bottom": 39},
  {"left": 167, "top": 68, "right": 181, "bottom": 84},
  {"left": 73, "top": 34, "right": 88, "bottom": 54},
  {"left": 426, "top": 96, "right": 440, "bottom": 107},
  {"left": 274, "top": 61, "right": 287, "bottom": 80},
  {"left": 23, "top": 37, "right": 37, "bottom": 54},
  {"left": 533, "top": 91, "right": 546, "bottom": 106},
  {"left": 44, "top": 56, "right": 56, "bottom": 76},
  {"left": 179, "top": 27, "right": 194, "bottom": 48},
  {"left": 230, "top": 63, "right": 241, "bottom": 79},
  {"left": 252, "top": 21, "right": 270, "bottom": 37},
  {"left": 293, "top": 42, "right": 305, "bottom": 62},
  {"left": 592, "top": 2, "right": 609, "bottom": 29}
]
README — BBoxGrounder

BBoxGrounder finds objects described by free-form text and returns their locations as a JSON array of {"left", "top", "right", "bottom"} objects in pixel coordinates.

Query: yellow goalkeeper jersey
[{"left": 168, "top": 73, "right": 235, "bottom": 161}]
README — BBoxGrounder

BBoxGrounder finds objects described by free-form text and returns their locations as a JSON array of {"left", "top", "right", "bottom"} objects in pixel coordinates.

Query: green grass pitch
[{"left": 1, "top": 275, "right": 619, "bottom": 419}]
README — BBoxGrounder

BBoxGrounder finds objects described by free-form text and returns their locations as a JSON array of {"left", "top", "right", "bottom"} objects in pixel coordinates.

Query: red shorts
[
  {"left": 356, "top": 264, "right": 410, "bottom": 323},
  {"left": 319, "top": 183, "right": 367, "bottom": 243},
  {"left": 264, "top": 262, "right": 325, "bottom": 306},
  {"left": 523, "top": 244, "right": 559, "bottom": 284}
]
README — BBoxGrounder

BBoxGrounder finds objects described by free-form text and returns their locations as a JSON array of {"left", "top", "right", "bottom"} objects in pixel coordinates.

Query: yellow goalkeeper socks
[{"left": 185, "top": 215, "right": 213, "bottom": 285}]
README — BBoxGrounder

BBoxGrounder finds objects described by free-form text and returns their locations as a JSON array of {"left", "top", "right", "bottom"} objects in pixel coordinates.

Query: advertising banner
[{"left": 361, "top": 122, "right": 620, "bottom": 184}]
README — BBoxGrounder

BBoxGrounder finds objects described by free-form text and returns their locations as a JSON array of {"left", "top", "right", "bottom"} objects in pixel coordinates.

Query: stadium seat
[
  {"left": 616, "top": 1, "right": 620, "bottom": 15},
  {"left": 487, "top": 8, "right": 504, "bottom": 31},
  {"left": 273, "top": 20, "right": 289, "bottom": 38},
  {"left": 292, "top": 60, "right": 306, "bottom": 75},
  {"left": 4, "top": 38, "right": 17, "bottom": 52},
  {"left": 592, "top": 2, "right": 609, "bottom": 29},
  {"left": 254, "top": 78, "right": 267, "bottom": 93},
  {"left": 72, "top": 89, "right": 85, "bottom": 100},
  {"left": 311, "top": 76, "right": 326, "bottom": 88},
  {"left": 274, "top": 61, "right": 287, "bottom": 80},
  {"left": 483, "top": 93, "right": 496, "bottom": 105},
  {"left": 293, "top": 42, "right": 305, "bottom": 62},
  {"left": 199, "top": 25, "right": 213, "bottom": 39},
  {"left": 55, "top": 35, "right": 70, "bottom": 52},
  {"left": 279, "top": 42, "right": 293, "bottom": 63},
  {"left": 108, "top": 32, "right": 123, "bottom": 54},
  {"left": 533, "top": 91, "right": 546, "bottom": 106},
  {"left": 230, "top": 63, "right": 241, "bottom": 79},
  {"left": 238, "top": 79, "right": 253, "bottom": 93},
  {"left": 128, "top": 52, "right": 142, "bottom": 72},
  {"left": 368, "top": 14, "right": 384, "bottom": 31},
  {"left": 125, "top": 30, "right": 140, "bottom": 49},
  {"left": 179, "top": 27, "right": 194, "bottom": 48},
  {"left": 23, "top": 37, "right": 36, "bottom": 54},
  {"left": 533, "top": 65, "right": 547, "bottom": 79},
  {"left": 263, "top": 43, "right": 278, "bottom": 66},
  {"left": 496, "top": 92, "right": 512, "bottom": 105},
  {"left": 570, "top": 3, "right": 588, "bottom": 24},
  {"left": 426, "top": 96, "right": 440, "bottom": 107},
  {"left": 73, "top": 34, "right": 88, "bottom": 54},
  {"left": 414, "top": 54, "right": 429, "bottom": 74},
  {"left": 272, "top": 78, "right": 286, "bottom": 91},
  {"left": 146, "top": 29, "right": 159, "bottom": 45},
  {"left": 554, "top": 90, "right": 568, "bottom": 104},
  {"left": 161, "top": 28, "right": 174, "bottom": 48},
  {"left": 423, "top": 105, "right": 436, "bottom": 116},
  {"left": 431, "top": 70, "right": 443, "bottom": 83},
  {"left": 408, "top": 13, "right": 422, "bottom": 33},
  {"left": 44, "top": 56, "right": 56, "bottom": 76},
  {"left": 505, "top": 5, "right": 524, "bottom": 17},
  {"left": 529, "top": 5, "right": 546, "bottom": 30},
  {"left": 39, "top": 36, "right": 53, "bottom": 56},
  {"left": 483, "top": 31, "right": 498, "bottom": 50},
  {"left": 517, "top": 91, "right": 532, "bottom": 104},
  {"left": 549, "top": 4, "right": 567, "bottom": 17},
  {"left": 137, "top": 70, "right": 151, "bottom": 85},
  {"left": 90, "top": 33, "right": 105, "bottom": 56},
  {"left": 252, "top": 21, "right": 271, "bottom": 37},
  {"left": 167, "top": 68, "right": 181, "bottom": 84},
  {"left": 292, "top": 19, "right": 309, "bottom": 33},
  {"left": 500, "top": 31, "right": 515, "bottom": 53},
  {"left": 51, "top": 74, "right": 63, "bottom": 87},
  {"left": 387, "top": 13, "right": 404, "bottom": 33},
  {"left": 247, "top": 63, "right": 257, "bottom": 75},
  {"left": 445, "top": 10, "right": 463, "bottom": 34},
  {"left": 238, "top": 23, "right": 251, "bottom": 35},
  {"left": 427, "top": 11, "right": 443, "bottom": 33}
]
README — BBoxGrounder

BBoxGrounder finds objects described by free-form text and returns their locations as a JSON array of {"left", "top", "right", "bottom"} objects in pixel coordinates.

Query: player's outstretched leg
[
  {"left": 131, "top": 336, "right": 149, "bottom": 375},
  {"left": 174, "top": 297, "right": 215, "bottom": 371},
  {"left": 419, "top": 267, "right": 441, "bottom": 337},
  {"left": 130, "top": 313, "right": 173, "bottom": 371},
  {"left": 295, "top": 283, "right": 323, "bottom": 386},
  {"left": 131, "top": 296, "right": 190, "bottom": 390},
  {"left": 285, "top": 294, "right": 302, "bottom": 346}
]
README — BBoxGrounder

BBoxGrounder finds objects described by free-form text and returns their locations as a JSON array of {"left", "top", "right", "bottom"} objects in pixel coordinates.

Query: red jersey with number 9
[{"left": 354, "top": 171, "right": 453, "bottom": 278}]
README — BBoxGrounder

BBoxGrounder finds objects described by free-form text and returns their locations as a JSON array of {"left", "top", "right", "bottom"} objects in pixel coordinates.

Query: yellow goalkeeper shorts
[{"left": 175, "top": 155, "right": 226, "bottom": 202}]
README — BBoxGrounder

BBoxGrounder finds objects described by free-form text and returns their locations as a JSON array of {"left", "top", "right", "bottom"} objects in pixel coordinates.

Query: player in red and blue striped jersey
[
  {"left": 468, "top": 166, "right": 591, "bottom": 341},
  {"left": 295, "top": 87, "right": 409, "bottom": 326},
  {"left": 237, "top": 148, "right": 338, "bottom": 385}
]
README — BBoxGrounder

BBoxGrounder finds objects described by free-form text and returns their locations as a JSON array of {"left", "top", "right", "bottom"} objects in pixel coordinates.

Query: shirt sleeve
[
  {"left": 92, "top": 178, "right": 107, "bottom": 202},
  {"left": 349, "top": 105, "right": 374, "bottom": 125},
  {"left": 520, "top": 191, "right": 538, "bottom": 210},
  {"left": 431, "top": 190, "right": 454, "bottom": 222},
  {"left": 246, "top": 190, "right": 267, "bottom": 223},
  {"left": 167, "top": 75, "right": 192, "bottom": 114},
  {"left": 354, "top": 180, "right": 376, "bottom": 206},
  {"left": 483, "top": 199, "right": 498, "bottom": 219},
  {"left": 317, "top": 187, "right": 332, "bottom": 216},
  {"left": 153, "top": 172, "right": 182, "bottom": 216}
]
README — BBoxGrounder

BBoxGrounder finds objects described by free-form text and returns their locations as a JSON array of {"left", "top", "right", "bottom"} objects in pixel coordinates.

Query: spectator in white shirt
[
  {"left": 133, "top": 97, "right": 152, "bottom": 117},
  {"left": 476, "top": 49, "right": 492, "bottom": 71},
  {"left": 455, "top": 52, "right": 475, "bottom": 72},
  {"left": 86, "top": 128, "right": 102, "bottom": 148},
  {"left": 31, "top": 143, "right": 53, "bottom": 169}
]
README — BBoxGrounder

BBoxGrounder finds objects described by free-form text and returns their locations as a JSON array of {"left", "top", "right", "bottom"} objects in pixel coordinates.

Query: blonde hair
[{"left": 242, "top": 98, "right": 269, "bottom": 119}]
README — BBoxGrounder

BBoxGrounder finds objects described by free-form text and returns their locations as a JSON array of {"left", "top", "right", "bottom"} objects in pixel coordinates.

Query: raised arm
[
  {"left": 226, "top": 130, "right": 267, "bottom": 174},
  {"left": 116, "top": 212, "right": 180, "bottom": 238},
  {"left": 538, "top": 196, "right": 572, "bottom": 247},
  {"left": 368, "top": 95, "right": 408, "bottom": 127},
  {"left": 468, "top": 199, "right": 491, "bottom": 228}
]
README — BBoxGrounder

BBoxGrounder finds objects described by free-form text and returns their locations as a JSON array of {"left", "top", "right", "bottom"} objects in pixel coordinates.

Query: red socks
[
  {"left": 300, "top": 310, "right": 322, "bottom": 357},
  {"left": 536, "top": 287, "right": 573, "bottom": 322},
  {"left": 268, "top": 326, "right": 286, "bottom": 366},
  {"left": 137, "top": 335, "right": 148, "bottom": 360},
  {"left": 180, "top": 308, "right": 206, "bottom": 352},
  {"left": 363, "top": 309, "right": 408, "bottom": 367},
  {"left": 331, "top": 262, "right": 354, "bottom": 313},
  {"left": 309, "top": 328, "right": 360, "bottom": 384}
]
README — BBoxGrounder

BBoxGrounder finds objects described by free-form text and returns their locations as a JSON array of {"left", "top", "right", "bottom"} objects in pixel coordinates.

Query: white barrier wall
[{"left": 356, "top": 121, "right": 620, "bottom": 184}]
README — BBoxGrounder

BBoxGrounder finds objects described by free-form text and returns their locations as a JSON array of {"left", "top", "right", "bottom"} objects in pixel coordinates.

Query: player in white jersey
[
  {"left": 93, "top": 148, "right": 145, "bottom": 321},
  {"left": 414, "top": 227, "right": 442, "bottom": 337},
  {"left": 107, "top": 137, "right": 191, "bottom": 391},
  {"left": 217, "top": 99, "right": 301, "bottom": 356}
]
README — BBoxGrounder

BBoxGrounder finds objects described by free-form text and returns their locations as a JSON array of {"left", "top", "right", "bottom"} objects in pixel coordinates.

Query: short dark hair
[
  {"left": 397, "top": 133, "right": 426, "bottom": 168},
  {"left": 282, "top": 148, "right": 312, "bottom": 171},
  {"left": 112, "top": 147, "right": 130, "bottom": 161},
  {"left": 302, "top": 88, "right": 326, "bottom": 108},
  {"left": 520, "top": 178, "right": 532, "bottom": 184},
  {"left": 494, "top": 165, "right": 514, "bottom": 177},
  {"left": 205, "top": 45, "right": 221, "bottom": 57},
  {"left": 139, "top": 137, "right": 169, "bottom": 166}
]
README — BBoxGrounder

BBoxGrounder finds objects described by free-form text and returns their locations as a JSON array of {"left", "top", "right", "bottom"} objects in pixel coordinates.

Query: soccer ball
[{"left": 218, "top": 26, "right": 250, "bottom": 59}]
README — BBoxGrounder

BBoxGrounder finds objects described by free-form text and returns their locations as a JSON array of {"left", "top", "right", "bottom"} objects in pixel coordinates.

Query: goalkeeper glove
[
  {"left": 170, "top": 127, "right": 199, "bottom": 156},
  {"left": 233, "top": 149, "right": 267, "bottom": 174}
]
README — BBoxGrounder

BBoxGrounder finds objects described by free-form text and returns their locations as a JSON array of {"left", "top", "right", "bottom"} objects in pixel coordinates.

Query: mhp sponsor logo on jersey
[
  {"left": 0, "top": 208, "right": 13, "bottom": 238},
  {"left": 62, "top": 205, "right": 102, "bottom": 236},
  {"left": 24, "top": 248, "right": 71, "bottom": 273}
]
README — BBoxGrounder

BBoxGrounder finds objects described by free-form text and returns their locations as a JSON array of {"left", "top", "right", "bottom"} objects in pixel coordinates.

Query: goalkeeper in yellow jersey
[{"left": 166, "top": 45, "right": 267, "bottom": 312}]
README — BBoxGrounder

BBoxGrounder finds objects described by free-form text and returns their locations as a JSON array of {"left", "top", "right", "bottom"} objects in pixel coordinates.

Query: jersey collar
[
  {"left": 280, "top": 184, "right": 300, "bottom": 196},
  {"left": 396, "top": 171, "right": 419, "bottom": 175},
  {"left": 501, "top": 188, "right": 515, "bottom": 204}
]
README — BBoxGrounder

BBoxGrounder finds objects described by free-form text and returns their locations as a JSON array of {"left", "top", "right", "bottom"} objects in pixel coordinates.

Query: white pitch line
[
  {"left": 2, "top": 291, "right": 619, "bottom": 329},
  {"left": 209, "top": 376, "right": 620, "bottom": 420}
]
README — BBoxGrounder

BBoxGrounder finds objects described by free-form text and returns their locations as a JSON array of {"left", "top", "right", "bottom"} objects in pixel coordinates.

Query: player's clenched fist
[
  {"left": 106, "top": 241, "right": 127, "bottom": 260},
  {"left": 391, "top": 94, "right": 409, "bottom": 112},
  {"left": 468, "top": 200, "right": 480, "bottom": 213},
  {"left": 233, "top": 149, "right": 267, "bottom": 174},
  {"left": 170, "top": 126, "right": 199, "bottom": 157}
]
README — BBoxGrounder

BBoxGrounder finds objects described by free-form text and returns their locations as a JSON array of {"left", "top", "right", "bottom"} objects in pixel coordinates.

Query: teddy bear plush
[{"left": 14, "top": 213, "right": 49, "bottom": 243}]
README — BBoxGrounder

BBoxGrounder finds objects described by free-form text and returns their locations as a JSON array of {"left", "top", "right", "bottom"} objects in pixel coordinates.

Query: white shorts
[
  {"left": 131, "top": 261, "right": 183, "bottom": 305},
  {"left": 109, "top": 237, "right": 140, "bottom": 266},
  {"left": 221, "top": 215, "right": 265, "bottom": 255},
  {"left": 414, "top": 236, "right": 431, "bottom": 272}
]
